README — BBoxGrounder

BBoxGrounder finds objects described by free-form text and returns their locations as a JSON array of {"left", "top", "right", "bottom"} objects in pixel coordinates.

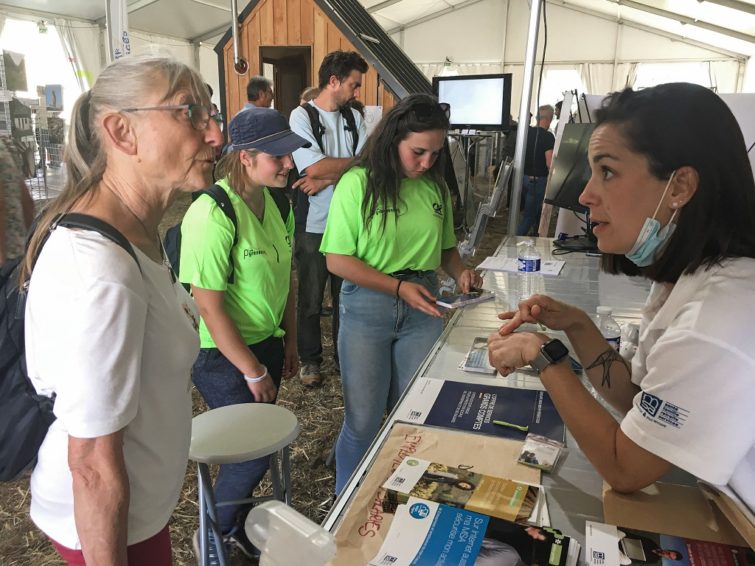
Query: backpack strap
[
  {"left": 268, "top": 188, "right": 291, "bottom": 224},
  {"left": 301, "top": 103, "right": 325, "bottom": 153},
  {"left": 200, "top": 184, "right": 238, "bottom": 284},
  {"left": 44, "top": 213, "right": 141, "bottom": 271},
  {"left": 339, "top": 106, "right": 360, "bottom": 156}
]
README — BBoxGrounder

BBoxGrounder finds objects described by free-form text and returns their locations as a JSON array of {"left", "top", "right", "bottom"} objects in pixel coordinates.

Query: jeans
[
  {"left": 334, "top": 273, "right": 443, "bottom": 494},
  {"left": 518, "top": 176, "right": 547, "bottom": 236},
  {"left": 295, "top": 232, "right": 342, "bottom": 365},
  {"left": 191, "top": 337, "right": 283, "bottom": 533}
]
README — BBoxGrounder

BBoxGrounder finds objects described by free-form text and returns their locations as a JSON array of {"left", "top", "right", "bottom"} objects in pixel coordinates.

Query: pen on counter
[{"left": 493, "top": 420, "right": 529, "bottom": 432}]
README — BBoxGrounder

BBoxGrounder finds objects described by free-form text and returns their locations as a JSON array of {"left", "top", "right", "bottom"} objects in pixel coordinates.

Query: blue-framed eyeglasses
[{"left": 119, "top": 103, "right": 223, "bottom": 131}]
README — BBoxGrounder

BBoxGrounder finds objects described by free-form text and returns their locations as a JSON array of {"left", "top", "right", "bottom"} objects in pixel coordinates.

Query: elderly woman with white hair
[{"left": 23, "top": 55, "right": 223, "bottom": 565}]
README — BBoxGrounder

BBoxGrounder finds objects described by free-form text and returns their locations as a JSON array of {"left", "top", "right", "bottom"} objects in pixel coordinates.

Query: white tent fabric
[{"left": 54, "top": 18, "right": 94, "bottom": 90}]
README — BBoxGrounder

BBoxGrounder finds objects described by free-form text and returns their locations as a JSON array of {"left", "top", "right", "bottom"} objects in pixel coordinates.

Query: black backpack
[
  {"left": 0, "top": 214, "right": 140, "bottom": 481},
  {"left": 292, "top": 104, "right": 360, "bottom": 232},
  {"left": 164, "top": 184, "right": 291, "bottom": 286}
]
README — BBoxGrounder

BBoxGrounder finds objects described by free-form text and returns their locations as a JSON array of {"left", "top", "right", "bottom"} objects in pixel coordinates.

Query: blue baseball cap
[{"left": 228, "top": 108, "right": 310, "bottom": 156}]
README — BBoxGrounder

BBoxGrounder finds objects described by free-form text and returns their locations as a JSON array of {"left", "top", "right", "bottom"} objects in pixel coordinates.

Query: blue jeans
[
  {"left": 334, "top": 273, "right": 443, "bottom": 494},
  {"left": 192, "top": 337, "right": 283, "bottom": 533},
  {"left": 518, "top": 176, "right": 547, "bottom": 236},
  {"left": 295, "top": 232, "right": 341, "bottom": 365}
]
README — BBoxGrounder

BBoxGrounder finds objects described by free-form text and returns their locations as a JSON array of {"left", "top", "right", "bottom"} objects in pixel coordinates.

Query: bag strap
[
  {"left": 339, "top": 106, "right": 359, "bottom": 156},
  {"left": 301, "top": 103, "right": 325, "bottom": 153},
  {"left": 200, "top": 184, "right": 238, "bottom": 284},
  {"left": 268, "top": 188, "right": 291, "bottom": 224},
  {"left": 41, "top": 213, "right": 141, "bottom": 271}
]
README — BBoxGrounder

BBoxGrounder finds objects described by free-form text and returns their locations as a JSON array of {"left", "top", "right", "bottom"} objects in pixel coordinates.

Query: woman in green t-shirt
[
  {"left": 321, "top": 94, "right": 482, "bottom": 493},
  {"left": 179, "top": 108, "right": 308, "bottom": 558}
]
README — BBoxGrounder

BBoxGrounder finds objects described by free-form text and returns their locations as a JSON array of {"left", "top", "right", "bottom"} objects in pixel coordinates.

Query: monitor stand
[
  {"left": 552, "top": 235, "right": 599, "bottom": 253},
  {"left": 552, "top": 215, "right": 600, "bottom": 253}
]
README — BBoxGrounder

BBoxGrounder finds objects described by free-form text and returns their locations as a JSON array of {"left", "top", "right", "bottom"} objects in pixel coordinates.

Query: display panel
[
  {"left": 432, "top": 74, "right": 511, "bottom": 131},
  {"left": 544, "top": 122, "right": 595, "bottom": 213},
  {"left": 2, "top": 51, "right": 28, "bottom": 92}
]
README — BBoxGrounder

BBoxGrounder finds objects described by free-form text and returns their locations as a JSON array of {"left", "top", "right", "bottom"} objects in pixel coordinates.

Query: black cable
[{"left": 747, "top": 140, "right": 755, "bottom": 154}]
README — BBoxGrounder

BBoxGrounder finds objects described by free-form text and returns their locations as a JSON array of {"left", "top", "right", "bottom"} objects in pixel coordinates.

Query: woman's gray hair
[{"left": 22, "top": 54, "right": 210, "bottom": 280}]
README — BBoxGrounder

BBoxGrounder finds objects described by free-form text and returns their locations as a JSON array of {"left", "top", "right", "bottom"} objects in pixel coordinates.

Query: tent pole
[{"left": 508, "top": 0, "right": 543, "bottom": 236}]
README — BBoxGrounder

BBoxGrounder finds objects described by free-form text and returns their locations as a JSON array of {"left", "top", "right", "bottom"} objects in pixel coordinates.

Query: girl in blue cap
[{"left": 180, "top": 108, "right": 309, "bottom": 561}]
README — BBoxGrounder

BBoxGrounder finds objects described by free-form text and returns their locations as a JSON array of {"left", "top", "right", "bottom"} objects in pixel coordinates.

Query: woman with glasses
[
  {"left": 179, "top": 108, "right": 308, "bottom": 559},
  {"left": 23, "top": 55, "right": 222, "bottom": 564},
  {"left": 321, "top": 94, "right": 483, "bottom": 493}
]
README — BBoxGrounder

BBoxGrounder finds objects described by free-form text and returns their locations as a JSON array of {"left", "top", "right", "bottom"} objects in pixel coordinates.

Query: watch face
[{"left": 543, "top": 339, "right": 569, "bottom": 362}]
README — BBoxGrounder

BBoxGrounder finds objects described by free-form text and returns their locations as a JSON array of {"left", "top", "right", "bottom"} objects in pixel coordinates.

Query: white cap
[{"left": 597, "top": 306, "right": 613, "bottom": 315}]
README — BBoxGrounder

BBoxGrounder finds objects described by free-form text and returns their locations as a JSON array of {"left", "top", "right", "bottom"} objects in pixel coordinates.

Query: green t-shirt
[
  {"left": 179, "top": 179, "right": 294, "bottom": 348},
  {"left": 320, "top": 167, "right": 456, "bottom": 273}
]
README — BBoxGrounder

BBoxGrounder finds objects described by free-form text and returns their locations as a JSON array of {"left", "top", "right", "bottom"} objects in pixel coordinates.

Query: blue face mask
[{"left": 626, "top": 171, "right": 678, "bottom": 267}]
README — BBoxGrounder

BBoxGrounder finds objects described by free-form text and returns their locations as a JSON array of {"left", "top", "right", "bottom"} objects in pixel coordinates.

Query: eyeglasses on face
[{"left": 119, "top": 103, "right": 223, "bottom": 131}]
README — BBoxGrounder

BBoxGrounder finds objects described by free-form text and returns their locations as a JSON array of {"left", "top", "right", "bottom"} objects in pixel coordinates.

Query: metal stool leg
[
  {"left": 281, "top": 445, "right": 293, "bottom": 505},
  {"left": 197, "top": 463, "right": 229, "bottom": 566}
]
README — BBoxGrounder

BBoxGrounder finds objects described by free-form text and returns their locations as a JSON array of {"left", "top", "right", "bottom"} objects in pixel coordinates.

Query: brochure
[
  {"left": 369, "top": 497, "right": 580, "bottom": 566},
  {"left": 436, "top": 289, "right": 495, "bottom": 309},
  {"left": 397, "top": 378, "right": 566, "bottom": 443},
  {"left": 461, "top": 336, "right": 497, "bottom": 375},
  {"left": 585, "top": 520, "right": 754, "bottom": 565},
  {"left": 382, "top": 457, "right": 542, "bottom": 524},
  {"left": 477, "top": 256, "right": 566, "bottom": 276}
]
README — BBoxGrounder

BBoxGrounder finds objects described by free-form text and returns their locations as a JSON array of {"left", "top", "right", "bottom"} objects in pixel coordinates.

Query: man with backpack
[{"left": 290, "top": 50, "right": 368, "bottom": 387}]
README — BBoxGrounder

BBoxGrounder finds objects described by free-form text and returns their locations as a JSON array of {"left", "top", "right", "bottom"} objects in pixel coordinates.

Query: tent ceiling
[{"left": 0, "top": 0, "right": 752, "bottom": 54}]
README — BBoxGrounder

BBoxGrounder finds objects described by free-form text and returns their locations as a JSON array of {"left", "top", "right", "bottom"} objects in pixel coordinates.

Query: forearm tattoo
[{"left": 585, "top": 346, "right": 630, "bottom": 389}]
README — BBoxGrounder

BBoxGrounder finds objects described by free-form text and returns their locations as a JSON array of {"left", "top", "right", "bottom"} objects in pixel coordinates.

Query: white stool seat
[{"left": 190, "top": 403, "right": 299, "bottom": 464}]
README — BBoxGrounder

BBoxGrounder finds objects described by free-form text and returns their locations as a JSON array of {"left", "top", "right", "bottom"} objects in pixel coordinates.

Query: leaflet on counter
[
  {"left": 585, "top": 520, "right": 754, "bottom": 566},
  {"left": 381, "top": 457, "right": 544, "bottom": 525},
  {"left": 369, "top": 497, "right": 580, "bottom": 566},
  {"left": 397, "top": 378, "right": 565, "bottom": 443}
]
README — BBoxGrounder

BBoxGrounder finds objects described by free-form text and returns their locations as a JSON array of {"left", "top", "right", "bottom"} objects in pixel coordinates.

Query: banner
[{"left": 107, "top": 0, "right": 131, "bottom": 61}]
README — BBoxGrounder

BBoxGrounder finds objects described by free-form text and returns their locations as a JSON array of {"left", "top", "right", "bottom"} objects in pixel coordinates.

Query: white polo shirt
[{"left": 621, "top": 258, "right": 755, "bottom": 512}]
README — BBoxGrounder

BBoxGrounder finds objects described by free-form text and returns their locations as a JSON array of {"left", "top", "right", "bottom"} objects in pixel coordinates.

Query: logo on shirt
[
  {"left": 376, "top": 206, "right": 400, "bottom": 216},
  {"left": 432, "top": 202, "right": 443, "bottom": 217},
  {"left": 637, "top": 392, "right": 689, "bottom": 429},
  {"left": 243, "top": 248, "right": 267, "bottom": 258}
]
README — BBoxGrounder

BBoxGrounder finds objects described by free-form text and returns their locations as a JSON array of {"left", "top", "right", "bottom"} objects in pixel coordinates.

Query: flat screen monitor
[
  {"left": 2, "top": 51, "right": 28, "bottom": 92},
  {"left": 432, "top": 74, "right": 511, "bottom": 131},
  {"left": 544, "top": 123, "right": 595, "bottom": 213}
]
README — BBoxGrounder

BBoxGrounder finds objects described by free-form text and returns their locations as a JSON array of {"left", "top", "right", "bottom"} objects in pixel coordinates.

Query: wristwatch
[{"left": 529, "top": 338, "right": 570, "bottom": 373}]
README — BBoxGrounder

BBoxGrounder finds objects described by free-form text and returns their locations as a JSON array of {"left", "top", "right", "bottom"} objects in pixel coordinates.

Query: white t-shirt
[
  {"left": 621, "top": 258, "right": 755, "bottom": 512},
  {"left": 25, "top": 227, "right": 200, "bottom": 548},
  {"left": 290, "top": 101, "right": 366, "bottom": 233}
]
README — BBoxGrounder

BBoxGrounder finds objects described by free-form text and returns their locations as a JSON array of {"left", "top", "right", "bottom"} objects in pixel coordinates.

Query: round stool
[{"left": 190, "top": 403, "right": 300, "bottom": 566}]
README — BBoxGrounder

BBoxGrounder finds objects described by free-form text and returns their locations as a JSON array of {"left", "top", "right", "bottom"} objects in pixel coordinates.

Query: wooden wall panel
[
  {"left": 312, "top": 8, "right": 327, "bottom": 82},
  {"left": 273, "top": 0, "right": 287, "bottom": 44},
  {"left": 300, "top": 0, "right": 314, "bottom": 47},
  {"left": 260, "top": 0, "right": 275, "bottom": 45},
  {"left": 286, "top": 0, "right": 301, "bottom": 45},
  {"left": 326, "top": 21, "right": 340, "bottom": 55},
  {"left": 224, "top": 0, "right": 403, "bottom": 116}
]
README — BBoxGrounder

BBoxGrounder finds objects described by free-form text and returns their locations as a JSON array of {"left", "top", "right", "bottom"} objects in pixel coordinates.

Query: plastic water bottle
[
  {"left": 596, "top": 306, "right": 621, "bottom": 351},
  {"left": 620, "top": 322, "right": 640, "bottom": 361},
  {"left": 518, "top": 240, "right": 541, "bottom": 299}
]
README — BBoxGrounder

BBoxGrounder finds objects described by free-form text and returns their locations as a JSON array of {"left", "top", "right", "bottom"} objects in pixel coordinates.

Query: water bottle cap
[{"left": 596, "top": 306, "right": 613, "bottom": 315}]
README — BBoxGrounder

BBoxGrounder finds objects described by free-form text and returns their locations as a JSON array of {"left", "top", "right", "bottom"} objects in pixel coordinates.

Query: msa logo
[{"left": 639, "top": 392, "right": 662, "bottom": 417}]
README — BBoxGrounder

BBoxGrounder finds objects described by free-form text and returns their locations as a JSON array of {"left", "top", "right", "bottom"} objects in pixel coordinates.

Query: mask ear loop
[{"left": 651, "top": 170, "right": 677, "bottom": 222}]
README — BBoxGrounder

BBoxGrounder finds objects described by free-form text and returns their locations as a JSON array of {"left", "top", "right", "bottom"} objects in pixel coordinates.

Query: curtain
[
  {"left": 579, "top": 62, "right": 637, "bottom": 95},
  {"left": 416, "top": 62, "right": 503, "bottom": 81},
  {"left": 54, "top": 18, "right": 97, "bottom": 90},
  {"left": 708, "top": 61, "right": 739, "bottom": 93}
]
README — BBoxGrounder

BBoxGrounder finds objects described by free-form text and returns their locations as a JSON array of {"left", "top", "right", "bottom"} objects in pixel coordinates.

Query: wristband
[
  {"left": 396, "top": 279, "right": 403, "bottom": 297},
  {"left": 244, "top": 365, "right": 268, "bottom": 383}
]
